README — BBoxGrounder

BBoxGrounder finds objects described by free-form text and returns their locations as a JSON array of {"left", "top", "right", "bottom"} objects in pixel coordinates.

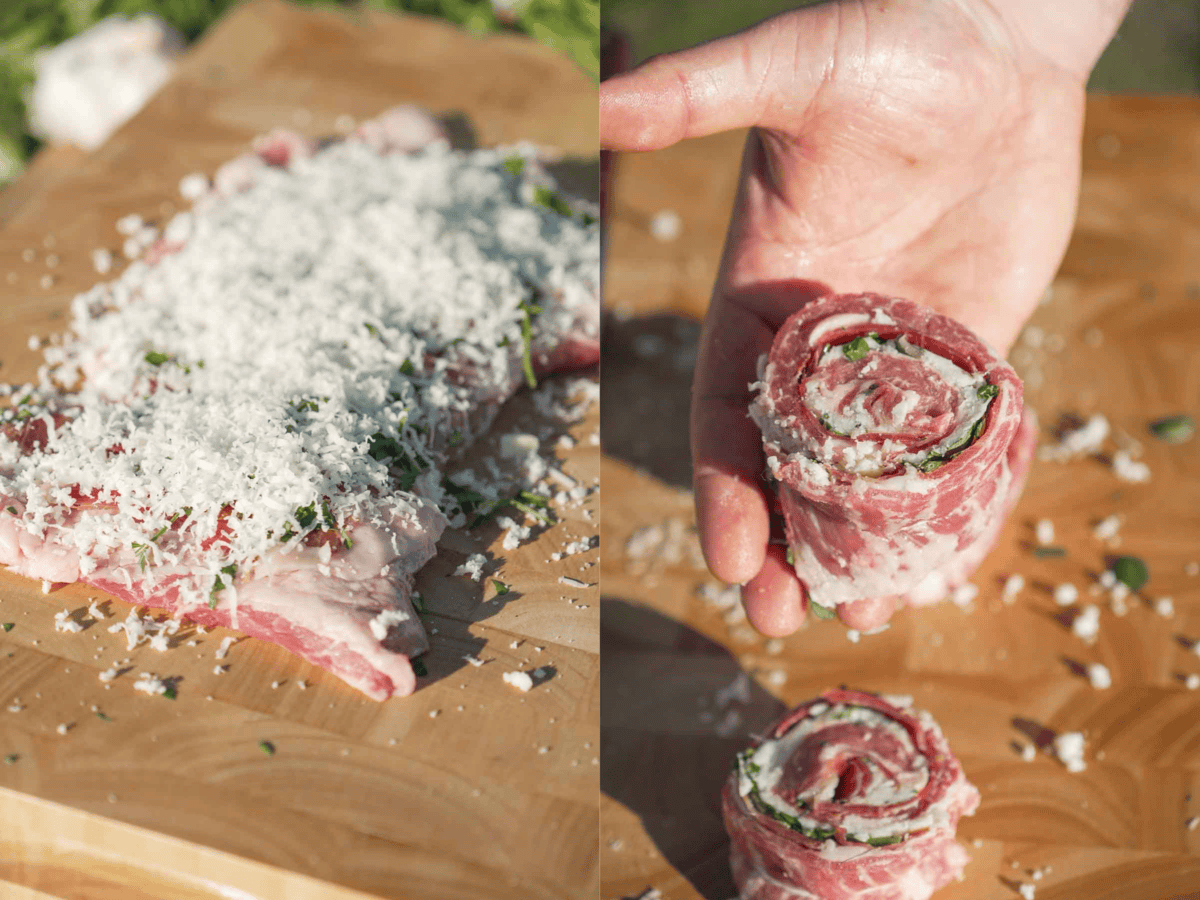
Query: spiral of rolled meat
[
  {"left": 721, "top": 689, "right": 979, "bottom": 900},
  {"left": 750, "top": 292, "right": 1036, "bottom": 612}
]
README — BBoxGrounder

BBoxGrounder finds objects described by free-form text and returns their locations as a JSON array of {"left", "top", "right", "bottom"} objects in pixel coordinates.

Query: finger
[
  {"left": 837, "top": 595, "right": 897, "bottom": 631},
  {"left": 691, "top": 296, "right": 776, "bottom": 584},
  {"left": 742, "top": 544, "right": 806, "bottom": 636},
  {"left": 600, "top": 11, "right": 834, "bottom": 152}
]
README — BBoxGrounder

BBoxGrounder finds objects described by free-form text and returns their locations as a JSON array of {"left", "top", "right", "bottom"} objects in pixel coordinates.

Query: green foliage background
[{"left": 0, "top": 0, "right": 598, "bottom": 181}]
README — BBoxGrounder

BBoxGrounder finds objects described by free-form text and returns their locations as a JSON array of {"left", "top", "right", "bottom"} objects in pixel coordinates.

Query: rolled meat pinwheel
[
  {"left": 722, "top": 689, "right": 979, "bottom": 900},
  {"left": 750, "top": 293, "right": 1035, "bottom": 613}
]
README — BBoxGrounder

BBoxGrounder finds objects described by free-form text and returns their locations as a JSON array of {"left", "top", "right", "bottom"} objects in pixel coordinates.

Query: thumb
[{"left": 600, "top": 9, "right": 835, "bottom": 152}]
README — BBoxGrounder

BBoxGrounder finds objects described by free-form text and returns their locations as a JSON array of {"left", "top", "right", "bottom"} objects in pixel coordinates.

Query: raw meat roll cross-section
[
  {"left": 722, "top": 689, "right": 979, "bottom": 900},
  {"left": 750, "top": 293, "right": 1035, "bottom": 614}
]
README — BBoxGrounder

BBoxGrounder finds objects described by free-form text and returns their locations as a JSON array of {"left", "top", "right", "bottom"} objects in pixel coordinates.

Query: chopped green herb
[
  {"left": 1033, "top": 546, "right": 1066, "bottom": 558},
  {"left": 400, "top": 359, "right": 415, "bottom": 376},
  {"left": 786, "top": 547, "right": 795, "bottom": 566},
  {"left": 532, "top": 185, "right": 572, "bottom": 217},
  {"left": 209, "top": 574, "right": 225, "bottom": 608},
  {"left": 1112, "top": 555, "right": 1148, "bottom": 592},
  {"left": 842, "top": 337, "right": 870, "bottom": 362},
  {"left": 150, "top": 525, "right": 168, "bottom": 543},
  {"left": 518, "top": 490, "right": 548, "bottom": 508},
  {"left": 1149, "top": 414, "right": 1194, "bottom": 445},
  {"left": 295, "top": 503, "right": 317, "bottom": 529},
  {"left": 582, "top": 212, "right": 597, "bottom": 226},
  {"left": 810, "top": 602, "right": 837, "bottom": 620},
  {"left": 5, "top": 506, "right": 16, "bottom": 515},
  {"left": 411, "top": 593, "right": 425, "bottom": 612},
  {"left": 918, "top": 458, "right": 946, "bottom": 473},
  {"left": 3, "top": 753, "right": 16, "bottom": 765},
  {"left": 493, "top": 580, "right": 510, "bottom": 595},
  {"left": 162, "top": 687, "right": 176, "bottom": 700},
  {"left": 503, "top": 155, "right": 525, "bottom": 177},
  {"left": 511, "top": 499, "right": 554, "bottom": 525},
  {"left": 977, "top": 383, "right": 999, "bottom": 400},
  {"left": 131, "top": 542, "right": 151, "bottom": 572},
  {"left": 519, "top": 300, "right": 540, "bottom": 388},
  {"left": 412, "top": 658, "right": 428, "bottom": 677},
  {"left": 95, "top": 711, "right": 110, "bottom": 721},
  {"left": 364, "top": 322, "right": 380, "bottom": 337},
  {"left": 292, "top": 398, "right": 318, "bottom": 413},
  {"left": 1, "top": 623, "right": 12, "bottom": 632},
  {"left": 864, "top": 833, "right": 907, "bottom": 846},
  {"left": 449, "top": 430, "right": 463, "bottom": 447},
  {"left": 144, "top": 351, "right": 170, "bottom": 366},
  {"left": 258, "top": 740, "right": 275, "bottom": 756}
]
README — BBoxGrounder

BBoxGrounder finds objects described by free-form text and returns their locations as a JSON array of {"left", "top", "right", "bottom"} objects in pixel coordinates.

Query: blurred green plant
[{"left": 0, "top": 0, "right": 598, "bottom": 182}]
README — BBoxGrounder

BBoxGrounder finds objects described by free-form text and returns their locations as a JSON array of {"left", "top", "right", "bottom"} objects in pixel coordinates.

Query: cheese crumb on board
[
  {"left": 1002, "top": 574, "right": 1025, "bottom": 604},
  {"left": 1035, "top": 519, "right": 1055, "bottom": 545},
  {"left": 1087, "top": 663, "right": 1112, "bottom": 689},
  {"left": 454, "top": 554, "right": 488, "bottom": 582},
  {"left": 1154, "top": 597, "right": 1175, "bottom": 618},
  {"left": 1092, "top": 515, "right": 1120, "bottom": 541},
  {"left": 1112, "top": 450, "right": 1150, "bottom": 483},
  {"left": 53, "top": 609, "right": 83, "bottom": 633},
  {"left": 502, "top": 670, "right": 533, "bottom": 692},
  {"left": 1072, "top": 605, "right": 1100, "bottom": 643},
  {"left": 132, "top": 672, "right": 168, "bottom": 696},
  {"left": 1054, "top": 583, "right": 1078, "bottom": 606},
  {"left": 1019, "top": 884, "right": 1036, "bottom": 900},
  {"left": 1053, "top": 731, "right": 1087, "bottom": 772}
]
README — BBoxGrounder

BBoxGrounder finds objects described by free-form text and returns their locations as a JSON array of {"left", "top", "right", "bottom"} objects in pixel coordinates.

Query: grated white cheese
[
  {"left": 214, "top": 636, "right": 236, "bottom": 660},
  {"left": 1112, "top": 450, "right": 1150, "bottom": 483},
  {"left": 1072, "top": 605, "right": 1101, "bottom": 642},
  {"left": 132, "top": 672, "right": 168, "bottom": 696},
  {"left": 1035, "top": 519, "right": 1055, "bottom": 545},
  {"left": 1053, "top": 583, "right": 1078, "bottom": 607},
  {"left": 950, "top": 583, "right": 977, "bottom": 609},
  {"left": 53, "top": 609, "right": 83, "bottom": 633},
  {"left": 1092, "top": 515, "right": 1120, "bottom": 541},
  {"left": 1052, "top": 731, "right": 1087, "bottom": 772},
  {"left": 1155, "top": 597, "right": 1175, "bottom": 618},
  {"left": 454, "top": 554, "right": 488, "bottom": 582},
  {"left": 1087, "top": 663, "right": 1111, "bottom": 690},
  {"left": 1002, "top": 573, "right": 1025, "bottom": 604},
  {"left": 502, "top": 670, "right": 532, "bottom": 692},
  {"left": 649, "top": 209, "right": 682, "bottom": 242},
  {"left": 368, "top": 608, "right": 410, "bottom": 641}
]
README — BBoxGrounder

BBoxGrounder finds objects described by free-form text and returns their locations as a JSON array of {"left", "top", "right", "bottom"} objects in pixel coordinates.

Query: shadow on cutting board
[
  {"left": 600, "top": 313, "right": 701, "bottom": 490},
  {"left": 601, "top": 597, "right": 785, "bottom": 898}
]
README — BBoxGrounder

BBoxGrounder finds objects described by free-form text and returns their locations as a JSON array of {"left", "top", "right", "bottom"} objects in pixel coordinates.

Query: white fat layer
[{"left": 739, "top": 703, "right": 943, "bottom": 840}]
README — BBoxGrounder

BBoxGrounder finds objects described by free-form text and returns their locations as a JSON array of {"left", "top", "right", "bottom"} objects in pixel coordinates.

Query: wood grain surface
[
  {"left": 600, "top": 98, "right": 1200, "bottom": 899},
  {"left": 0, "top": 2, "right": 599, "bottom": 899}
]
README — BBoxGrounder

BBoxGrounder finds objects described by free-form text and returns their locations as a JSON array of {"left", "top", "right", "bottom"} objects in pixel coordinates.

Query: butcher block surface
[
  {"left": 0, "top": 2, "right": 599, "bottom": 899},
  {"left": 601, "top": 98, "right": 1200, "bottom": 899}
]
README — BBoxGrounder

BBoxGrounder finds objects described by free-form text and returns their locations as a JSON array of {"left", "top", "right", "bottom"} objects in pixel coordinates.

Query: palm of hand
[{"left": 718, "top": 1, "right": 1084, "bottom": 353}]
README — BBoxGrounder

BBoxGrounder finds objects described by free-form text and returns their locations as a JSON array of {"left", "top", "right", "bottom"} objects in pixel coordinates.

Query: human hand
[{"left": 601, "top": 0, "right": 1129, "bottom": 635}]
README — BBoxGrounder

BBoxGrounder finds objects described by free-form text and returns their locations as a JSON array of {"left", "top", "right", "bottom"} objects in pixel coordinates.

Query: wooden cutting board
[
  {"left": 601, "top": 97, "right": 1200, "bottom": 899},
  {"left": 0, "top": 3, "right": 599, "bottom": 899}
]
